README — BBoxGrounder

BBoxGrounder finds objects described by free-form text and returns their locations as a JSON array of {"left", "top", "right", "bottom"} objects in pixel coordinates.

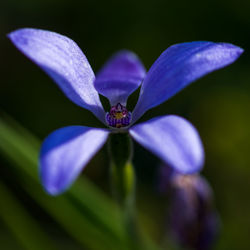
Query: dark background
[{"left": 0, "top": 0, "right": 250, "bottom": 249}]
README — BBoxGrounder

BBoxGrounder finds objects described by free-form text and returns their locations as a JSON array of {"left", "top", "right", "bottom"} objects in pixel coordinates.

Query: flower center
[{"left": 106, "top": 103, "right": 132, "bottom": 128}]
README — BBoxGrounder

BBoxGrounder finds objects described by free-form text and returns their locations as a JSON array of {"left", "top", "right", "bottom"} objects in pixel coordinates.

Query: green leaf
[{"left": 0, "top": 181, "right": 57, "bottom": 250}]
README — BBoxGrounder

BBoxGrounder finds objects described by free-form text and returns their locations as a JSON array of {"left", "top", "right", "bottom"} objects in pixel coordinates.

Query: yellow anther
[{"left": 115, "top": 112, "right": 124, "bottom": 119}]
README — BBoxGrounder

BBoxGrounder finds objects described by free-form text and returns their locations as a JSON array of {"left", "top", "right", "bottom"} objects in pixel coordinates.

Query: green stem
[
  {"left": 108, "top": 132, "right": 140, "bottom": 248},
  {"left": 108, "top": 132, "right": 134, "bottom": 206}
]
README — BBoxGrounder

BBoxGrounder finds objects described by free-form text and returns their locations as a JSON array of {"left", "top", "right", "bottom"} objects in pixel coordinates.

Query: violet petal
[
  {"left": 8, "top": 28, "right": 106, "bottom": 123},
  {"left": 40, "top": 126, "right": 109, "bottom": 195},
  {"left": 94, "top": 50, "right": 146, "bottom": 105},
  {"left": 132, "top": 42, "right": 243, "bottom": 123},
  {"left": 129, "top": 115, "right": 204, "bottom": 173}
]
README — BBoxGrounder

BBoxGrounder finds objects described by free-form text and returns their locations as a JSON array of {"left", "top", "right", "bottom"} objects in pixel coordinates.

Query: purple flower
[
  {"left": 8, "top": 28, "right": 243, "bottom": 195},
  {"left": 167, "top": 171, "right": 219, "bottom": 250}
]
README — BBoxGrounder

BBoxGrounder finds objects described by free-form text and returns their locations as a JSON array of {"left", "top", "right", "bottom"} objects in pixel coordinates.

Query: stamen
[{"left": 106, "top": 103, "right": 132, "bottom": 128}]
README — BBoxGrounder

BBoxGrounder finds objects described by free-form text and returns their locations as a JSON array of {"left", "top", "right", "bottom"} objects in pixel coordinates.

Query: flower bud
[
  {"left": 169, "top": 173, "right": 219, "bottom": 250},
  {"left": 158, "top": 165, "right": 219, "bottom": 250}
]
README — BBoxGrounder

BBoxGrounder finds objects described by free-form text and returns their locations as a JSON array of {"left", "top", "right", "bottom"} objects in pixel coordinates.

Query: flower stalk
[
  {"left": 108, "top": 132, "right": 141, "bottom": 248},
  {"left": 108, "top": 132, "right": 135, "bottom": 208}
]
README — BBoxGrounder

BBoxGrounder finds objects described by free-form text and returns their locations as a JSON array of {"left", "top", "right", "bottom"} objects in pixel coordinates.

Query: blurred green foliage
[
  {"left": 0, "top": 115, "right": 161, "bottom": 249},
  {"left": 0, "top": 0, "right": 250, "bottom": 249}
]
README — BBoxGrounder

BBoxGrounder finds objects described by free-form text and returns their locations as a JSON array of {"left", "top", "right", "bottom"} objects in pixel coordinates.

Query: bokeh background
[{"left": 0, "top": 0, "right": 250, "bottom": 249}]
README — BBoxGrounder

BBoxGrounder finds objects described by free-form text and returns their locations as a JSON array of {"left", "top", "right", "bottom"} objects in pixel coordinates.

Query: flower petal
[
  {"left": 8, "top": 28, "right": 105, "bottom": 123},
  {"left": 94, "top": 50, "right": 146, "bottom": 106},
  {"left": 129, "top": 115, "right": 204, "bottom": 173},
  {"left": 40, "top": 126, "right": 109, "bottom": 195},
  {"left": 132, "top": 42, "right": 243, "bottom": 123}
]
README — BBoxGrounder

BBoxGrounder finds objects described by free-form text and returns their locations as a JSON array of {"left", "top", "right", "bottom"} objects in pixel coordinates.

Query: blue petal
[
  {"left": 129, "top": 115, "right": 204, "bottom": 173},
  {"left": 132, "top": 42, "right": 243, "bottom": 123},
  {"left": 94, "top": 50, "right": 146, "bottom": 106},
  {"left": 40, "top": 126, "right": 109, "bottom": 195},
  {"left": 8, "top": 28, "right": 106, "bottom": 123}
]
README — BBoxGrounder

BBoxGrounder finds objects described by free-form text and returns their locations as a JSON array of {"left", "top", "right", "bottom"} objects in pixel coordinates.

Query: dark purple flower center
[{"left": 106, "top": 103, "right": 132, "bottom": 128}]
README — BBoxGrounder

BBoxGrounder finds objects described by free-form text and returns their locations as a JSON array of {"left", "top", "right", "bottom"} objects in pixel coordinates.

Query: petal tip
[
  {"left": 180, "top": 150, "right": 205, "bottom": 174},
  {"left": 169, "top": 137, "right": 205, "bottom": 174},
  {"left": 43, "top": 185, "right": 63, "bottom": 196},
  {"left": 219, "top": 42, "right": 244, "bottom": 61},
  {"left": 7, "top": 28, "right": 31, "bottom": 41},
  {"left": 7, "top": 29, "right": 18, "bottom": 42},
  {"left": 234, "top": 46, "right": 244, "bottom": 57}
]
